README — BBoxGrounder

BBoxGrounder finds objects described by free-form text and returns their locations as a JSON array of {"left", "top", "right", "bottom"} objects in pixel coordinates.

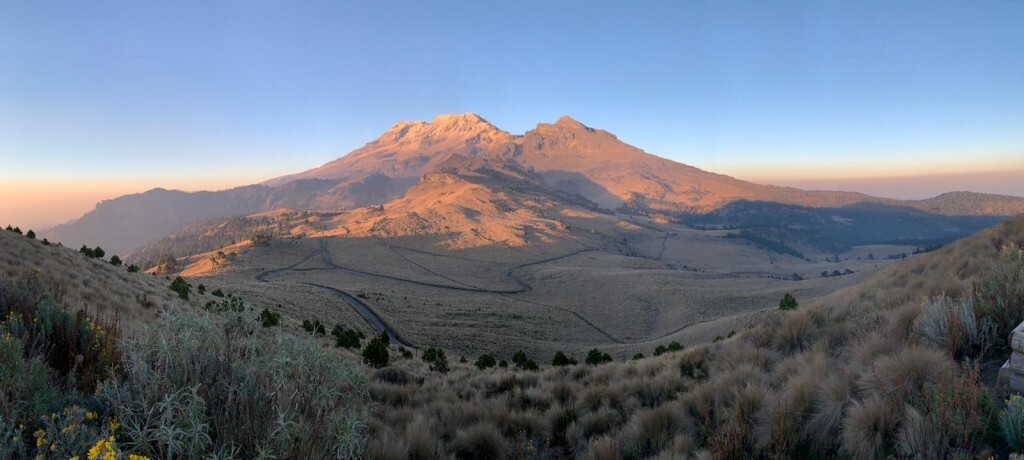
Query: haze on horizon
[{"left": 2, "top": 1, "right": 1023, "bottom": 230}]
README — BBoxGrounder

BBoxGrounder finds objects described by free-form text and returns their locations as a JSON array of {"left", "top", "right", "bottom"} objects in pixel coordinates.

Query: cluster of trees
[
  {"left": 79, "top": 245, "right": 106, "bottom": 259},
  {"left": 6, "top": 225, "right": 54, "bottom": 245},
  {"left": 820, "top": 268, "right": 856, "bottom": 278},
  {"left": 467, "top": 342, "right": 687, "bottom": 373}
]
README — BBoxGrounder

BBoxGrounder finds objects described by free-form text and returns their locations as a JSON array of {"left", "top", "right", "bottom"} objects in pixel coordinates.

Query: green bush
[
  {"left": 196, "top": 283, "right": 206, "bottom": 294},
  {"left": 332, "top": 324, "right": 363, "bottom": 349},
  {"left": 0, "top": 272, "right": 122, "bottom": 458},
  {"left": 302, "top": 319, "right": 326, "bottom": 336},
  {"left": 422, "top": 347, "right": 449, "bottom": 373},
  {"left": 127, "top": 264, "right": 140, "bottom": 273},
  {"left": 585, "top": 348, "right": 613, "bottom": 366},
  {"left": 98, "top": 310, "right": 371, "bottom": 458},
  {"left": 211, "top": 288, "right": 225, "bottom": 297},
  {"left": 552, "top": 351, "right": 577, "bottom": 366},
  {"left": 109, "top": 255, "right": 122, "bottom": 266},
  {"left": 362, "top": 334, "right": 389, "bottom": 368},
  {"left": 170, "top": 276, "right": 191, "bottom": 300},
  {"left": 259, "top": 308, "right": 281, "bottom": 327},
  {"left": 653, "top": 341, "right": 682, "bottom": 357},
  {"left": 511, "top": 350, "right": 539, "bottom": 371},
  {"left": 475, "top": 353, "right": 497, "bottom": 370},
  {"left": 25, "top": 229, "right": 35, "bottom": 239},
  {"left": 632, "top": 353, "right": 645, "bottom": 360},
  {"left": 93, "top": 246, "right": 105, "bottom": 259},
  {"left": 779, "top": 293, "right": 798, "bottom": 310}
]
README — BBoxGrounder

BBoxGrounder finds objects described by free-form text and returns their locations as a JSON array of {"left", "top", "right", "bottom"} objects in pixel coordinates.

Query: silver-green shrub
[
  {"left": 99, "top": 310, "right": 372, "bottom": 459},
  {"left": 1003, "top": 394, "right": 1024, "bottom": 451},
  {"left": 914, "top": 295, "right": 995, "bottom": 358}
]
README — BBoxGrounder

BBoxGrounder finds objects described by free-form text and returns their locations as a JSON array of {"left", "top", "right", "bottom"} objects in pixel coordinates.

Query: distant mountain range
[{"left": 44, "top": 114, "right": 1024, "bottom": 257}]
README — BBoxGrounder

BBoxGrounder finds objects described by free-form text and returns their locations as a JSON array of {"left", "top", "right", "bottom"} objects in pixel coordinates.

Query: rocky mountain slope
[{"left": 42, "top": 114, "right": 1024, "bottom": 256}]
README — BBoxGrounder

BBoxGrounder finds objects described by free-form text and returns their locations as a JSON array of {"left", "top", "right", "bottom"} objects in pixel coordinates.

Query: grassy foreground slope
[
  {"left": 0, "top": 227, "right": 372, "bottom": 459},
  {"left": 364, "top": 215, "right": 1024, "bottom": 459}
]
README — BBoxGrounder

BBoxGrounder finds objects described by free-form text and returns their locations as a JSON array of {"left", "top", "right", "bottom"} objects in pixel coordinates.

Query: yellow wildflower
[
  {"left": 87, "top": 437, "right": 116, "bottom": 460},
  {"left": 71, "top": 457, "right": 80, "bottom": 460},
  {"left": 127, "top": 455, "right": 151, "bottom": 460},
  {"left": 108, "top": 417, "right": 119, "bottom": 431},
  {"left": 50, "top": 443, "right": 56, "bottom": 451},
  {"left": 86, "top": 412, "right": 97, "bottom": 421}
]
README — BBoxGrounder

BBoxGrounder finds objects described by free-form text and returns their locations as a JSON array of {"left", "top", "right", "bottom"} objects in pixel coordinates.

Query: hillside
[
  {"left": 0, "top": 228, "right": 215, "bottom": 331},
  {"left": 42, "top": 114, "right": 1024, "bottom": 256},
  {"left": 360, "top": 214, "right": 1024, "bottom": 458}
]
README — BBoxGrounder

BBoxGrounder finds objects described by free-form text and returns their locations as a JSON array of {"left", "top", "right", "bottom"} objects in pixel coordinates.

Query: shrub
[
  {"left": 211, "top": 288, "right": 224, "bottom": 297},
  {"left": 399, "top": 347, "right": 413, "bottom": 359},
  {"left": 98, "top": 310, "right": 371, "bottom": 458},
  {"left": 586, "top": 348, "right": 613, "bottom": 366},
  {"left": 302, "top": 319, "right": 326, "bottom": 336},
  {"left": 80, "top": 245, "right": 95, "bottom": 257},
  {"left": 475, "top": 354, "right": 497, "bottom": 370},
  {"left": 109, "top": 255, "right": 122, "bottom": 266},
  {"left": 498, "top": 360, "right": 508, "bottom": 368},
  {"left": 259, "top": 308, "right": 281, "bottom": 327},
  {"left": 632, "top": 353, "right": 645, "bottom": 360},
  {"left": 655, "top": 341, "right": 683, "bottom": 356},
  {"left": 1002, "top": 394, "right": 1024, "bottom": 451},
  {"left": 976, "top": 243, "right": 1024, "bottom": 346},
  {"left": 127, "top": 264, "right": 140, "bottom": 273},
  {"left": 779, "top": 293, "right": 798, "bottom": 310},
  {"left": 205, "top": 295, "right": 246, "bottom": 313},
  {"left": 169, "top": 276, "right": 190, "bottom": 300},
  {"left": 915, "top": 295, "right": 994, "bottom": 358},
  {"left": 331, "top": 324, "right": 362, "bottom": 348},
  {"left": 552, "top": 351, "right": 577, "bottom": 366},
  {"left": 512, "top": 350, "right": 539, "bottom": 371},
  {"left": 422, "top": 347, "right": 449, "bottom": 373},
  {"left": 363, "top": 334, "right": 389, "bottom": 368},
  {"left": 453, "top": 422, "right": 507, "bottom": 459},
  {"left": 25, "top": 230, "right": 35, "bottom": 239},
  {"left": 41, "top": 238, "right": 50, "bottom": 245},
  {"left": 93, "top": 246, "right": 105, "bottom": 259},
  {"left": 196, "top": 283, "right": 205, "bottom": 294}
]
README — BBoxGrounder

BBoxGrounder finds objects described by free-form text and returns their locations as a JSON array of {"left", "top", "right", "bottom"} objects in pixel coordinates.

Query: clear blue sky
[{"left": 2, "top": 1, "right": 1023, "bottom": 223}]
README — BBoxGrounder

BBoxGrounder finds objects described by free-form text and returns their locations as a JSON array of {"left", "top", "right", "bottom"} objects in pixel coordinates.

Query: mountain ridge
[{"left": 41, "top": 113, "right": 1024, "bottom": 255}]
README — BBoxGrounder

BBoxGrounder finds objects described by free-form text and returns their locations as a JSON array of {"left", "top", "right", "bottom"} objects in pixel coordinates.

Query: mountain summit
[{"left": 45, "top": 114, "right": 1024, "bottom": 255}]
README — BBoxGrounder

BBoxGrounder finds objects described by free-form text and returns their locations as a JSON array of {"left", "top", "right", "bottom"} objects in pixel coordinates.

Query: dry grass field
[{"left": 177, "top": 212, "right": 912, "bottom": 359}]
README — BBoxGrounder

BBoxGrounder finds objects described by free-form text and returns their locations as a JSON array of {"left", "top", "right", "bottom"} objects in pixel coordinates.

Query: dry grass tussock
[{"left": 366, "top": 215, "right": 1024, "bottom": 458}]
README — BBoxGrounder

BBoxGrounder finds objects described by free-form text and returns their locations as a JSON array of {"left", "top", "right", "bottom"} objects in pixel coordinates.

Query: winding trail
[
  {"left": 256, "top": 238, "right": 628, "bottom": 345},
  {"left": 298, "top": 282, "right": 413, "bottom": 347},
  {"left": 255, "top": 234, "right": 734, "bottom": 348}
]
